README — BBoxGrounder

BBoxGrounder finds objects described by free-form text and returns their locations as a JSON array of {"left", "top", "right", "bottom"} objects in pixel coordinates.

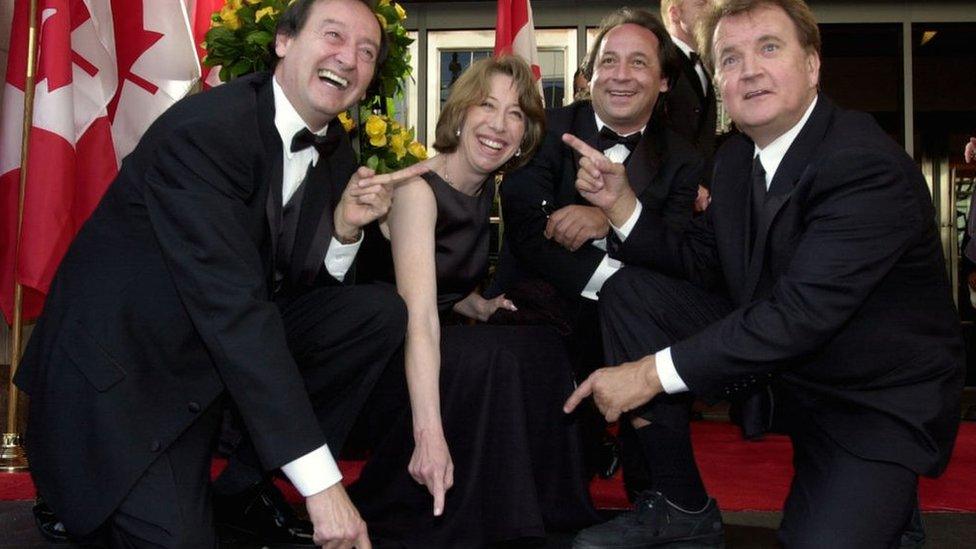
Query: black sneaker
[{"left": 573, "top": 491, "right": 724, "bottom": 548}]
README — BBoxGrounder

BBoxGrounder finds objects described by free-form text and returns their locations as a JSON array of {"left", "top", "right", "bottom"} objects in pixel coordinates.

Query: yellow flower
[
  {"left": 255, "top": 6, "right": 276, "bottom": 22},
  {"left": 219, "top": 6, "right": 241, "bottom": 30},
  {"left": 375, "top": 12, "right": 388, "bottom": 31},
  {"left": 408, "top": 140, "right": 427, "bottom": 160},
  {"left": 394, "top": 3, "right": 407, "bottom": 21},
  {"left": 390, "top": 133, "right": 407, "bottom": 160},
  {"left": 365, "top": 114, "right": 387, "bottom": 137},
  {"left": 365, "top": 115, "right": 388, "bottom": 147},
  {"left": 337, "top": 111, "right": 356, "bottom": 132},
  {"left": 378, "top": 0, "right": 391, "bottom": 6},
  {"left": 244, "top": 0, "right": 261, "bottom": 5}
]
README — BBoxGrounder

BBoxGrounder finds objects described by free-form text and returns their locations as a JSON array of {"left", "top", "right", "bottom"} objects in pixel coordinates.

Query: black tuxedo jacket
[
  {"left": 15, "top": 72, "right": 358, "bottom": 534},
  {"left": 499, "top": 100, "right": 701, "bottom": 300},
  {"left": 612, "top": 97, "right": 964, "bottom": 476},
  {"left": 663, "top": 49, "right": 717, "bottom": 173}
]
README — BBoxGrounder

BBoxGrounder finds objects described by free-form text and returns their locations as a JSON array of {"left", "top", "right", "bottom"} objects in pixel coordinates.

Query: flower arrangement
[
  {"left": 361, "top": 113, "right": 427, "bottom": 173},
  {"left": 202, "top": 0, "right": 427, "bottom": 173}
]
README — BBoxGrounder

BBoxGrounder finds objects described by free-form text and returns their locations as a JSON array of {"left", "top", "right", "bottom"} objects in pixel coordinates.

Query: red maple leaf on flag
[{"left": 0, "top": 0, "right": 199, "bottom": 324}]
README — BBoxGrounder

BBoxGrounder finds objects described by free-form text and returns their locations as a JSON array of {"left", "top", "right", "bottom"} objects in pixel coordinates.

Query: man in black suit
[
  {"left": 15, "top": 0, "right": 421, "bottom": 546},
  {"left": 565, "top": 1, "right": 964, "bottom": 547},
  {"left": 660, "top": 0, "right": 718, "bottom": 211},
  {"left": 497, "top": 7, "right": 701, "bottom": 489}
]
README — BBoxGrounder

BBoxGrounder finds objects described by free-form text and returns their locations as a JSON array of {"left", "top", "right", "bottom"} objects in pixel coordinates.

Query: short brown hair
[
  {"left": 583, "top": 8, "right": 681, "bottom": 93},
  {"left": 698, "top": 0, "right": 821, "bottom": 75},
  {"left": 432, "top": 56, "right": 545, "bottom": 171}
]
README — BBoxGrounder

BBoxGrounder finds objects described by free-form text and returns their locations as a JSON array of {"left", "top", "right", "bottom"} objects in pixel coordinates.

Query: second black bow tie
[
  {"left": 291, "top": 127, "right": 340, "bottom": 156},
  {"left": 597, "top": 126, "right": 641, "bottom": 152}
]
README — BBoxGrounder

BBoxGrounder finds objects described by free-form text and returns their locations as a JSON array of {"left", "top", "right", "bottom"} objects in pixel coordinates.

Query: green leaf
[{"left": 246, "top": 30, "right": 274, "bottom": 47}]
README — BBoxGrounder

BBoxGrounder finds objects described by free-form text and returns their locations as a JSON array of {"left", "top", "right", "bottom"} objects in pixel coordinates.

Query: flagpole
[{"left": 2, "top": 0, "right": 40, "bottom": 473}]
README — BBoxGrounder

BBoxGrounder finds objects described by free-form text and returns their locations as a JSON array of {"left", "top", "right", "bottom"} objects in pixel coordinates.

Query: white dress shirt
[
  {"left": 272, "top": 77, "right": 362, "bottom": 283},
  {"left": 272, "top": 76, "right": 361, "bottom": 496},
  {"left": 671, "top": 35, "right": 709, "bottom": 96},
  {"left": 619, "top": 96, "right": 819, "bottom": 394},
  {"left": 580, "top": 113, "right": 646, "bottom": 300}
]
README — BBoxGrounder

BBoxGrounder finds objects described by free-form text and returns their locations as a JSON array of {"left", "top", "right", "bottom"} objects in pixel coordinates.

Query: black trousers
[
  {"left": 601, "top": 267, "right": 918, "bottom": 546},
  {"left": 777, "top": 396, "right": 918, "bottom": 549},
  {"left": 217, "top": 283, "right": 407, "bottom": 492},
  {"left": 599, "top": 267, "right": 731, "bottom": 430}
]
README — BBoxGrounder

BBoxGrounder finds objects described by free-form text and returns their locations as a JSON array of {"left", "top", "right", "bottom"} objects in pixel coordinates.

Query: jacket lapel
[
  {"left": 291, "top": 126, "right": 355, "bottom": 285},
  {"left": 680, "top": 52, "right": 707, "bottom": 103},
  {"left": 625, "top": 127, "right": 661, "bottom": 198},
  {"left": 713, "top": 135, "right": 753, "bottom": 304},
  {"left": 743, "top": 96, "right": 834, "bottom": 299},
  {"left": 256, "top": 75, "right": 283, "bottom": 290}
]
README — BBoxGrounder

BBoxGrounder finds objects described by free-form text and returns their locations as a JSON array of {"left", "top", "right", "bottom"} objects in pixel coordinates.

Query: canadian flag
[
  {"left": 0, "top": 0, "right": 200, "bottom": 323},
  {"left": 494, "top": 0, "right": 541, "bottom": 81}
]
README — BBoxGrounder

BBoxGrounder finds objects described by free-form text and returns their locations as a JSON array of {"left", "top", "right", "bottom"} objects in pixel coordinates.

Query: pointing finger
[{"left": 563, "top": 376, "right": 594, "bottom": 414}]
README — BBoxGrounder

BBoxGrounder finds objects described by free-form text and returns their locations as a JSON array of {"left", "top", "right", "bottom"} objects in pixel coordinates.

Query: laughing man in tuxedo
[
  {"left": 496, "top": 7, "right": 702, "bottom": 491},
  {"left": 15, "top": 0, "right": 424, "bottom": 547},
  {"left": 565, "top": 1, "right": 964, "bottom": 547}
]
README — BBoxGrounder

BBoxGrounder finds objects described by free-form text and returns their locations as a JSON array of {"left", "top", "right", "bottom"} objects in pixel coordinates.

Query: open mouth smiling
[
  {"left": 317, "top": 68, "right": 349, "bottom": 90},
  {"left": 478, "top": 136, "right": 506, "bottom": 151},
  {"left": 744, "top": 89, "right": 771, "bottom": 100}
]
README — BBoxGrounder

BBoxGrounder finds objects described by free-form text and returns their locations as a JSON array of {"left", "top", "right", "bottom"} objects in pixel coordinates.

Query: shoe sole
[{"left": 573, "top": 533, "right": 725, "bottom": 549}]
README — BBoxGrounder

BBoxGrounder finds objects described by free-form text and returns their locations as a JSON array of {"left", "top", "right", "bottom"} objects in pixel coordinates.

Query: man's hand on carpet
[
  {"left": 306, "top": 483, "right": 370, "bottom": 548},
  {"left": 564, "top": 355, "right": 663, "bottom": 422}
]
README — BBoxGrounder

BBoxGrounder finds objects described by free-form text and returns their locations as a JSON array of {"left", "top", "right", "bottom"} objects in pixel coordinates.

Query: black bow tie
[
  {"left": 291, "top": 127, "right": 340, "bottom": 156},
  {"left": 689, "top": 51, "right": 700, "bottom": 65},
  {"left": 597, "top": 126, "right": 641, "bottom": 152}
]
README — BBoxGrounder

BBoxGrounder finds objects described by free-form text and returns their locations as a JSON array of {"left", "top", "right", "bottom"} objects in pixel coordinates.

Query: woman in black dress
[{"left": 350, "top": 56, "right": 599, "bottom": 546}]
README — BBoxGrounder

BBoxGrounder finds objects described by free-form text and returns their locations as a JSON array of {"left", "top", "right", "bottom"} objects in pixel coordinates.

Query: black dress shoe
[
  {"left": 32, "top": 497, "right": 72, "bottom": 543},
  {"left": 214, "top": 480, "right": 315, "bottom": 547},
  {"left": 573, "top": 491, "right": 724, "bottom": 549}
]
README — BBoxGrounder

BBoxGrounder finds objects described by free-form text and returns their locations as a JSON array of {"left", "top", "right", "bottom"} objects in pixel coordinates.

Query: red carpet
[{"left": 3, "top": 421, "right": 974, "bottom": 512}]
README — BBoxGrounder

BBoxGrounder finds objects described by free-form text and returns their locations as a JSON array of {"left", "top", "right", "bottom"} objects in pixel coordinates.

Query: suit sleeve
[
  {"left": 610, "top": 195, "right": 724, "bottom": 291},
  {"left": 143, "top": 124, "right": 325, "bottom": 471},
  {"left": 500, "top": 131, "right": 605, "bottom": 298},
  {"left": 672, "top": 148, "right": 925, "bottom": 397}
]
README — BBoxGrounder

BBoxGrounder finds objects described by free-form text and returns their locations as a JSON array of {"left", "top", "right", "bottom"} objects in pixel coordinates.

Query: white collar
[
  {"left": 273, "top": 76, "right": 329, "bottom": 158},
  {"left": 593, "top": 111, "right": 645, "bottom": 138},
  {"left": 670, "top": 35, "right": 696, "bottom": 59},
  {"left": 754, "top": 95, "right": 818, "bottom": 188}
]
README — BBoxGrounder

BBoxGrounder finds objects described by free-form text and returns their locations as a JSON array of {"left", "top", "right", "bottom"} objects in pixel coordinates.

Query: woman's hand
[
  {"left": 453, "top": 292, "right": 517, "bottom": 322},
  {"left": 409, "top": 427, "right": 454, "bottom": 516}
]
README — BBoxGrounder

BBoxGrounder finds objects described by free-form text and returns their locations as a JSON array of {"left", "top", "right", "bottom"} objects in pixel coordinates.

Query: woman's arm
[{"left": 387, "top": 178, "right": 454, "bottom": 516}]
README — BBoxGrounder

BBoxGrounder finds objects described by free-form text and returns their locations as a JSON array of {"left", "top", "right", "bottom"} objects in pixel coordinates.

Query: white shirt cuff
[
  {"left": 581, "top": 253, "right": 622, "bottom": 300},
  {"left": 280, "top": 444, "right": 343, "bottom": 497},
  {"left": 611, "top": 200, "right": 642, "bottom": 241},
  {"left": 655, "top": 347, "right": 689, "bottom": 394},
  {"left": 324, "top": 233, "right": 363, "bottom": 281}
]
